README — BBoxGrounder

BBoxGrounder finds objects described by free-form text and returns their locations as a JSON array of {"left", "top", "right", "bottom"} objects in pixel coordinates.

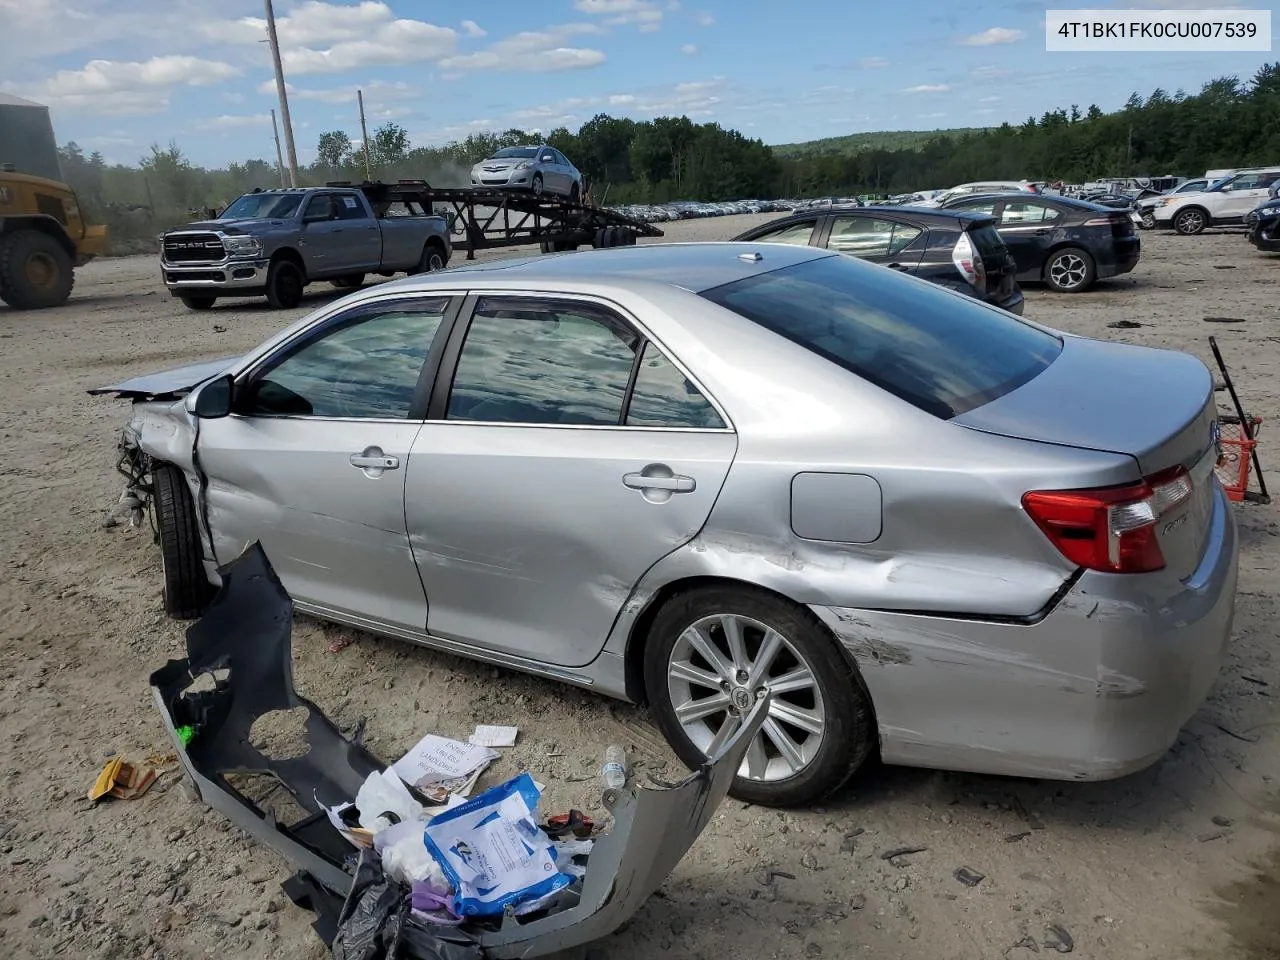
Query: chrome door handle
[
  {"left": 350, "top": 453, "right": 399, "bottom": 469},
  {"left": 623, "top": 472, "right": 695, "bottom": 493}
]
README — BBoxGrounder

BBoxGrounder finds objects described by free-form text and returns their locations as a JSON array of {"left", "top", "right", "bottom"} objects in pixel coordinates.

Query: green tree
[{"left": 316, "top": 130, "right": 352, "bottom": 169}]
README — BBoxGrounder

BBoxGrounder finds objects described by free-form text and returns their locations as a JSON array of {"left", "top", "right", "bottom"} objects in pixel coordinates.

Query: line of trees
[{"left": 55, "top": 62, "right": 1279, "bottom": 254}]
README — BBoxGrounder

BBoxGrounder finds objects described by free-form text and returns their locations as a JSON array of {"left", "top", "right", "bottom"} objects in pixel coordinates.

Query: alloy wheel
[
  {"left": 666, "top": 613, "right": 826, "bottom": 782},
  {"left": 1177, "top": 210, "right": 1205, "bottom": 234},
  {"left": 1048, "top": 252, "right": 1088, "bottom": 290}
]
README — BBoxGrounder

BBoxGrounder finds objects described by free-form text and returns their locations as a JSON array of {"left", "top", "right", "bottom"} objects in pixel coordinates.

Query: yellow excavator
[{"left": 0, "top": 165, "right": 108, "bottom": 310}]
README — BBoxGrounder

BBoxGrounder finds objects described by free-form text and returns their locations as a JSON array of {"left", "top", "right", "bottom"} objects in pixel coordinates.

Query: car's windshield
[
  {"left": 219, "top": 193, "right": 303, "bottom": 219},
  {"left": 701, "top": 254, "right": 1061, "bottom": 419},
  {"left": 491, "top": 147, "right": 540, "bottom": 159}
]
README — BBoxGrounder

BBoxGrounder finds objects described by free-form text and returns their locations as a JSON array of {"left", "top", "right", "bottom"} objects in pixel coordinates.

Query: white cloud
[
  {"left": 979, "top": 95, "right": 1001, "bottom": 103},
  {"left": 438, "top": 24, "right": 606, "bottom": 74},
  {"left": 203, "top": 113, "right": 273, "bottom": 129},
  {"left": 460, "top": 19, "right": 486, "bottom": 38},
  {"left": 15, "top": 54, "right": 241, "bottom": 114},
  {"left": 258, "top": 78, "right": 414, "bottom": 106},
  {"left": 202, "top": 1, "right": 458, "bottom": 76},
  {"left": 681, "top": 43, "right": 698, "bottom": 54},
  {"left": 574, "top": 0, "right": 665, "bottom": 31},
  {"left": 695, "top": 11, "right": 715, "bottom": 26},
  {"left": 903, "top": 83, "right": 950, "bottom": 93},
  {"left": 958, "top": 27, "right": 1026, "bottom": 46},
  {"left": 972, "top": 64, "right": 1014, "bottom": 78},
  {"left": 856, "top": 56, "right": 889, "bottom": 68}
]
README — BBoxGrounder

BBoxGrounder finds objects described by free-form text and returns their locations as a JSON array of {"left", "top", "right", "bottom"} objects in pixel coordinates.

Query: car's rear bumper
[
  {"left": 1097, "top": 237, "right": 1141, "bottom": 278},
  {"left": 811, "top": 482, "right": 1238, "bottom": 781},
  {"left": 993, "top": 286, "right": 1025, "bottom": 315},
  {"left": 1248, "top": 217, "right": 1280, "bottom": 250}
]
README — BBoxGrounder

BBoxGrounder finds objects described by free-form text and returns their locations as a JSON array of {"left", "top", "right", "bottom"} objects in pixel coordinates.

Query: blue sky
[{"left": 0, "top": 0, "right": 1274, "bottom": 168}]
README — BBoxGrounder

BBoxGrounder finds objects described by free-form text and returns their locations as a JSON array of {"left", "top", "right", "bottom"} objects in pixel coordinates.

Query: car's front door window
[
  {"left": 1000, "top": 201, "right": 1059, "bottom": 225},
  {"left": 242, "top": 298, "right": 450, "bottom": 419},
  {"left": 953, "top": 198, "right": 999, "bottom": 216},
  {"left": 446, "top": 298, "right": 640, "bottom": 425}
]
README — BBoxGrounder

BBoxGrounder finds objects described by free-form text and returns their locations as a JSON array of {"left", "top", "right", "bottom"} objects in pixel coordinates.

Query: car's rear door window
[
  {"left": 827, "top": 216, "right": 922, "bottom": 257},
  {"left": 701, "top": 254, "right": 1061, "bottom": 419},
  {"left": 749, "top": 220, "right": 816, "bottom": 245},
  {"left": 626, "top": 342, "right": 725, "bottom": 428}
]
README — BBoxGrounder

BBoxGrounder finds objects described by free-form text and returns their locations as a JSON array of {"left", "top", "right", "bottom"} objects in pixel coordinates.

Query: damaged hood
[
  {"left": 150, "top": 542, "right": 767, "bottom": 959},
  {"left": 87, "top": 355, "right": 241, "bottom": 401}
]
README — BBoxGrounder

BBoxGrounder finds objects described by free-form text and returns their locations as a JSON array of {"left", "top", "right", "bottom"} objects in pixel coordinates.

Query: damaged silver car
[{"left": 94, "top": 241, "right": 1238, "bottom": 807}]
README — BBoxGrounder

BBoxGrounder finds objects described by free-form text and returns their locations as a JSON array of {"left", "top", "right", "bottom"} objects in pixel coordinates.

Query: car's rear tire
[
  {"left": 412, "top": 241, "right": 446, "bottom": 274},
  {"left": 330, "top": 274, "right": 365, "bottom": 289},
  {"left": 0, "top": 229, "right": 75, "bottom": 310},
  {"left": 181, "top": 295, "right": 216, "bottom": 310},
  {"left": 1174, "top": 207, "right": 1208, "bottom": 235},
  {"left": 152, "top": 464, "right": 212, "bottom": 620},
  {"left": 265, "top": 259, "right": 304, "bottom": 309},
  {"left": 569, "top": 182, "right": 581, "bottom": 205},
  {"left": 644, "top": 585, "right": 875, "bottom": 808},
  {"left": 1043, "top": 246, "right": 1096, "bottom": 293}
]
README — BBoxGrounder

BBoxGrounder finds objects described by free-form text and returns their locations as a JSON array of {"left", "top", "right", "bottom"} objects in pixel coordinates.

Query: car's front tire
[
  {"left": 644, "top": 585, "right": 875, "bottom": 807},
  {"left": 180, "top": 295, "right": 217, "bottom": 310},
  {"left": 152, "top": 464, "right": 212, "bottom": 620},
  {"left": 1174, "top": 207, "right": 1208, "bottom": 235},
  {"left": 265, "top": 259, "right": 305, "bottom": 309}
]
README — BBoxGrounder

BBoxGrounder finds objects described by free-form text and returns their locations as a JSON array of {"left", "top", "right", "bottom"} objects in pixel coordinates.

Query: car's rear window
[
  {"left": 967, "top": 222, "right": 1008, "bottom": 259},
  {"left": 700, "top": 254, "right": 1062, "bottom": 419}
]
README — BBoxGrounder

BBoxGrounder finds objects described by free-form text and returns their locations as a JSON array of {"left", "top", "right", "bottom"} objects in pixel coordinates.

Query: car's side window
[
  {"left": 626, "top": 342, "right": 725, "bottom": 429},
  {"left": 333, "top": 193, "right": 370, "bottom": 221},
  {"left": 1001, "top": 201, "right": 1058, "bottom": 224},
  {"left": 447, "top": 298, "right": 640, "bottom": 426},
  {"left": 954, "top": 198, "right": 998, "bottom": 216},
  {"left": 242, "top": 298, "right": 450, "bottom": 419},
  {"left": 752, "top": 220, "right": 815, "bottom": 245},
  {"left": 828, "top": 217, "right": 918, "bottom": 258},
  {"left": 303, "top": 193, "right": 333, "bottom": 220}
]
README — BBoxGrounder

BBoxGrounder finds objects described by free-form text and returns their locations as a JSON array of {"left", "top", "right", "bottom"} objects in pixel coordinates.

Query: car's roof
[
  {"left": 946, "top": 192, "right": 1114, "bottom": 212},
  {"left": 410, "top": 242, "right": 836, "bottom": 294},
  {"left": 735, "top": 205, "right": 991, "bottom": 229}
]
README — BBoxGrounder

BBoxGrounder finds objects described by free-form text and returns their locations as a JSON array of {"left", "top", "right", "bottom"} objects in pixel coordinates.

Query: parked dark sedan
[
  {"left": 730, "top": 205, "right": 1024, "bottom": 314},
  {"left": 937, "top": 193, "right": 1141, "bottom": 293},
  {"left": 1246, "top": 196, "right": 1280, "bottom": 252}
]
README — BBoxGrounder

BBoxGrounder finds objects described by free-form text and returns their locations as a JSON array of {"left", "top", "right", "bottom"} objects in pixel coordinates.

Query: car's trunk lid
[{"left": 955, "top": 335, "right": 1219, "bottom": 579}]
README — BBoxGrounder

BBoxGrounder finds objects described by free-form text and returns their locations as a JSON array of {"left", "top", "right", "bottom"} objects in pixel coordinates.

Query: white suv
[{"left": 1153, "top": 168, "right": 1280, "bottom": 235}]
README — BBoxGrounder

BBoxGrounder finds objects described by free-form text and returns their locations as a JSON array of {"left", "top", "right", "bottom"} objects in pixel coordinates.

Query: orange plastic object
[{"left": 1214, "top": 417, "right": 1263, "bottom": 502}]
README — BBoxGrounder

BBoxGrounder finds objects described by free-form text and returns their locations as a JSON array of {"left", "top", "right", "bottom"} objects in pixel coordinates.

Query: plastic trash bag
[
  {"left": 331, "top": 850, "right": 480, "bottom": 960},
  {"left": 423, "top": 772, "right": 572, "bottom": 918},
  {"left": 356, "top": 769, "right": 424, "bottom": 835},
  {"left": 377, "top": 819, "right": 450, "bottom": 892}
]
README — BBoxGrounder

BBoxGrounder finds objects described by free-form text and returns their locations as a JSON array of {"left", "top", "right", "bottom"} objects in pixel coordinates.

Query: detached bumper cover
[{"left": 150, "top": 542, "right": 767, "bottom": 959}]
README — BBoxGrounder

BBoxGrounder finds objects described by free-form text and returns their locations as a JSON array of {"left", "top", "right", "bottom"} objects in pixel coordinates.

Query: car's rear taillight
[
  {"left": 1022, "top": 466, "right": 1193, "bottom": 573},
  {"left": 952, "top": 231, "right": 986, "bottom": 289}
]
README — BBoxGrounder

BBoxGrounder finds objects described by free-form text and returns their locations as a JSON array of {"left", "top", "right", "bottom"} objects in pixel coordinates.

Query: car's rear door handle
[
  {"left": 623, "top": 471, "right": 695, "bottom": 493},
  {"left": 887, "top": 262, "right": 910, "bottom": 271}
]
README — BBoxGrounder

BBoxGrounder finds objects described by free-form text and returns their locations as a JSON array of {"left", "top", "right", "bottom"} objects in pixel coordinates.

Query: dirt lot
[{"left": 2, "top": 216, "right": 1279, "bottom": 960}]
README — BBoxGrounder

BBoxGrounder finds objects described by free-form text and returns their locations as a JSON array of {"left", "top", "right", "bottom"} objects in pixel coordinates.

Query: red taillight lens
[{"left": 1022, "top": 467, "right": 1193, "bottom": 573}]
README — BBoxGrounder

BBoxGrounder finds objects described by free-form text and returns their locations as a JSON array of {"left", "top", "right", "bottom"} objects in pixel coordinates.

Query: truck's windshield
[{"left": 219, "top": 193, "right": 304, "bottom": 220}]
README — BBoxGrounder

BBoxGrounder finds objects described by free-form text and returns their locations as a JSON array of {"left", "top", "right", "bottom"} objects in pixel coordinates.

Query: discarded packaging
[
  {"left": 88, "top": 755, "right": 157, "bottom": 803},
  {"left": 393, "top": 734, "right": 500, "bottom": 799},
  {"left": 468, "top": 725, "right": 519, "bottom": 748},
  {"left": 149, "top": 542, "right": 769, "bottom": 959},
  {"left": 424, "top": 772, "right": 573, "bottom": 918}
]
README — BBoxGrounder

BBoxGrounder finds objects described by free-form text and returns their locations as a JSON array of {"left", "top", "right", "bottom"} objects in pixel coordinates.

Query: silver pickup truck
[{"left": 160, "top": 185, "right": 452, "bottom": 311}]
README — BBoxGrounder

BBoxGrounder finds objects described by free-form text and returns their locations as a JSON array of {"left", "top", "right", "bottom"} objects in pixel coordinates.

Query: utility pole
[
  {"left": 270, "top": 108, "right": 286, "bottom": 187},
  {"left": 264, "top": 0, "right": 299, "bottom": 187},
  {"left": 358, "top": 88, "right": 372, "bottom": 181}
]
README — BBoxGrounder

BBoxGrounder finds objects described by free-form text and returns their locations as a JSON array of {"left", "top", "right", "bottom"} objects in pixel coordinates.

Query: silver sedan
[
  {"left": 94, "top": 242, "right": 1238, "bottom": 807},
  {"left": 469, "top": 144, "right": 582, "bottom": 202}
]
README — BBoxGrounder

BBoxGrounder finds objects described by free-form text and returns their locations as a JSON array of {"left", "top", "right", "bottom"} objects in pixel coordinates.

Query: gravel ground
[{"left": 2, "top": 214, "right": 1279, "bottom": 960}]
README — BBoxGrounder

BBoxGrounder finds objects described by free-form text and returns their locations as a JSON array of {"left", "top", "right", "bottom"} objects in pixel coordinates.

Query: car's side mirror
[{"left": 192, "top": 373, "right": 234, "bottom": 419}]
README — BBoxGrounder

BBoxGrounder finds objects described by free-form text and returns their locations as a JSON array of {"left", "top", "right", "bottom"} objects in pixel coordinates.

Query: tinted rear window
[
  {"left": 701, "top": 254, "right": 1061, "bottom": 419},
  {"left": 967, "top": 223, "right": 1008, "bottom": 258}
]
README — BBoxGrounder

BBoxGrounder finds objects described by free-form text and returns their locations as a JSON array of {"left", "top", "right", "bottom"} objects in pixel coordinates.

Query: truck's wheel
[
  {"left": 152, "top": 464, "right": 212, "bottom": 620},
  {"left": 181, "top": 295, "right": 217, "bottom": 310},
  {"left": 0, "top": 230, "right": 75, "bottom": 310},
  {"left": 330, "top": 274, "right": 365, "bottom": 289},
  {"left": 265, "top": 259, "right": 304, "bottom": 309},
  {"left": 414, "top": 242, "right": 446, "bottom": 274}
]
